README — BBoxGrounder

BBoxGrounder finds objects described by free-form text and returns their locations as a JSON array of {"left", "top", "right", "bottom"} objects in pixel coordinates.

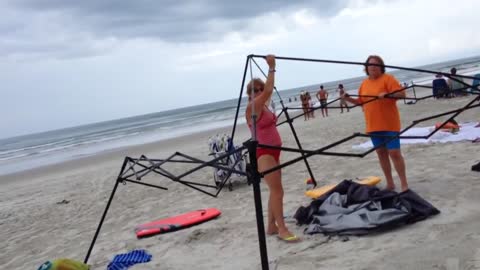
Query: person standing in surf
[
  {"left": 337, "top": 84, "right": 350, "bottom": 113},
  {"left": 245, "top": 55, "right": 299, "bottom": 243},
  {"left": 448, "top": 67, "right": 466, "bottom": 97},
  {"left": 342, "top": 55, "right": 409, "bottom": 191},
  {"left": 306, "top": 91, "right": 315, "bottom": 118},
  {"left": 316, "top": 85, "right": 329, "bottom": 117},
  {"left": 300, "top": 91, "right": 310, "bottom": 121}
]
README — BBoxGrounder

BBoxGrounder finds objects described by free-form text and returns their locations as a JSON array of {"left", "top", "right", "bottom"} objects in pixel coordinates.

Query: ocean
[{"left": 1, "top": 56, "right": 480, "bottom": 176}]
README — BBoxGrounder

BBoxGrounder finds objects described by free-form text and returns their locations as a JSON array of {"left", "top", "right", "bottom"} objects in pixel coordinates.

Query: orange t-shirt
[{"left": 358, "top": 73, "right": 402, "bottom": 133}]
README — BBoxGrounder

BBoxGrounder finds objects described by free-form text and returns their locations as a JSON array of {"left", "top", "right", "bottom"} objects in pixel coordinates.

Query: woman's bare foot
[
  {"left": 278, "top": 228, "right": 300, "bottom": 242},
  {"left": 401, "top": 185, "right": 409, "bottom": 192},
  {"left": 267, "top": 224, "right": 278, "bottom": 235},
  {"left": 278, "top": 229, "right": 294, "bottom": 239},
  {"left": 385, "top": 184, "right": 396, "bottom": 191}
]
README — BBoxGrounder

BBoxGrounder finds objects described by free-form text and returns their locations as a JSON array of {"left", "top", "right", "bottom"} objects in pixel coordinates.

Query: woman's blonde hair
[{"left": 246, "top": 78, "right": 265, "bottom": 97}]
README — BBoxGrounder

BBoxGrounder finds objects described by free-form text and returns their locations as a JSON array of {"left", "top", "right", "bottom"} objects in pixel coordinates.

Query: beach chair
[
  {"left": 208, "top": 134, "right": 247, "bottom": 191},
  {"left": 471, "top": 73, "right": 480, "bottom": 93}
]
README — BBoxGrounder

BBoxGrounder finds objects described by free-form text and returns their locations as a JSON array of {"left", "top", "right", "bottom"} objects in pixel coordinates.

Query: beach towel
[
  {"left": 37, "top": 259, "right": 89, "bottom": 270},
  {"left": 353, "top": 122, "right": 480, "bottom": 149},
  {"left": 107, "top": 249, "right": 152, "bottom": 270}
]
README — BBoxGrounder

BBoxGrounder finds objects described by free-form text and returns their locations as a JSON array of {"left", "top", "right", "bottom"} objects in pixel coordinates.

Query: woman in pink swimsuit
[{"left": 245, "top": 55, "right": 298, "bottom": 242}]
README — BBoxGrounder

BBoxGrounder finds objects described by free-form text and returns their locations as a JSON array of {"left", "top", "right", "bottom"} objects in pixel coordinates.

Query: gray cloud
[
  {"left": 1, "top": 0, "right": 349, "bottom": 58},
  {"left": 11, "top": 1, "right": 348, "bottom": 38}
]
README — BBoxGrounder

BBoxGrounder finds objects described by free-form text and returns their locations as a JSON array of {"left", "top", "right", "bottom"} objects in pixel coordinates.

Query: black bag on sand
[{"left": 472, "top": 161, "right": 480, "bottom": 172}]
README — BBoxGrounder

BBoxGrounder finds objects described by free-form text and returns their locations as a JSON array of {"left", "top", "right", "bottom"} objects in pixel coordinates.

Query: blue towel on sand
[{"left": 107, "top": 249, "right": 152, "bottom": 270}]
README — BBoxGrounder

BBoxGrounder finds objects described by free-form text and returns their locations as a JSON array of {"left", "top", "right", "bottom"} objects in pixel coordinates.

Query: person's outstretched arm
[
  {"left": 342, "top": 93, "right": 361, "bottom": 105},
  {"left": 253, "top": 55, "right": 276, "bottom": 113}
]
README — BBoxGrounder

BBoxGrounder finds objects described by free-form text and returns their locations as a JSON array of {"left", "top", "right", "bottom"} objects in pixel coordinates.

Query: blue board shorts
[{"left": 369, "top": 131, "right": 400, "bottom": 149}]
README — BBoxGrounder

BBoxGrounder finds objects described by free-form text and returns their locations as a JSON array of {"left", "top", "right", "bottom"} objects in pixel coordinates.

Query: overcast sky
[{"left": 1, "top": 0, "right": 479, "bottom": 139}]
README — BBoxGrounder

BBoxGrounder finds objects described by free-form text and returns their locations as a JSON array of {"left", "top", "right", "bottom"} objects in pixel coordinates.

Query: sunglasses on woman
[{"left": 254, "top": 87, "right": 263, "bottom": 93}]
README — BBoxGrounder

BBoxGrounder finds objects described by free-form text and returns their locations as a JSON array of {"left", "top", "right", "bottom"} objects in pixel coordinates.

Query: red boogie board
[{"left": 135, "top": 208, "right": 221, "bottom": 238}]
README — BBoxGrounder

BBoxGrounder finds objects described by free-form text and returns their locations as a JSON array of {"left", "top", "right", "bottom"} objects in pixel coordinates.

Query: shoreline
[
  {"left": 2, "top": 81, "right": 476, "bottom": 183},
  {"left": 0, "top": 123, "right": 251, "bottom": 185},
  {"left": 2, "top": 66, "right": 479, "bottom": 180}
]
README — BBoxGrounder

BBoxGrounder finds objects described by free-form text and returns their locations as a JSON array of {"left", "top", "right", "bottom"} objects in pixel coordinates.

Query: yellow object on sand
[
  {"left": 305, "top": 176, "right": 381, "bottom": 199},
  {"left": 38, "top": 259, "right": 89, "bottom": 270}
]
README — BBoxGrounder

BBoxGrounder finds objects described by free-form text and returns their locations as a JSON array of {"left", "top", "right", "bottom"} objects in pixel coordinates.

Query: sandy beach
[{"left": 1, "top": 89, "right": 480, "bottom": 269}]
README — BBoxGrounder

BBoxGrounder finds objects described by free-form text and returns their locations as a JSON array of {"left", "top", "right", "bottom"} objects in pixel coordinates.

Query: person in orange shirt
[
  {"left": 343, "top": 55, "right": 409, "bottom": 191},
  {"left": 316, "top": 85, "right": 329, "bottom": 117}
]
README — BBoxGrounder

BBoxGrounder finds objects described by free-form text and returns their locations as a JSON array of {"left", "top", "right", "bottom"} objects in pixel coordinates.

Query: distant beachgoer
[
  {"left": 300, "top": 91, "right": 309, "bottom": 121},
  {"left": 316, "top": 85, "right": 328, "bottom": 117},
  {"left": 432, "top": 73, "right": 449, "bottom": 99},
  {"left": 337, "top": 84, "right": 350, "bottom": 113},
  {"left": 270, "top": 99, "right": 276, "bottom": 112},
  {"left": 309, "top": 92, "right": 316, "bottom": 118},
  {"left": 245, "top": 54, "right": 299, "bottom": 243},
  {"left": 306, "top": 92, "right": 314, "bottom": 118},
  {"left": 448, "top": 67, "right": 466, "bottom": 97},
  {"left": 342, "top": 55, "right": 409, "bottom": 191}
]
